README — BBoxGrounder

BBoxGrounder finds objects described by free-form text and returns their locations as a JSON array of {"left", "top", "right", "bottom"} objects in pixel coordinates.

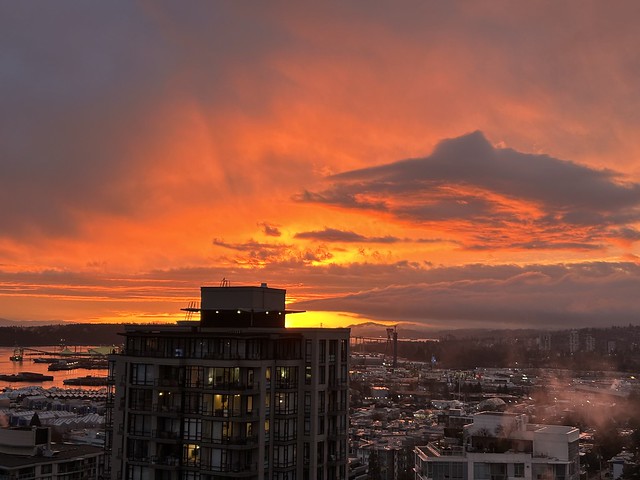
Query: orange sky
[{"left": 2, "top": 2, "right": 640, "bottom": 330}]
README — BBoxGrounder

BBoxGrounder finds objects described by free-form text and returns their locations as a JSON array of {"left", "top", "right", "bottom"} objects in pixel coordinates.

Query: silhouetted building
[
  {"left": 584, "top": 335, "right": 595, "bottom": 353},
  {"left": 538, "top": 333, "right": 551, "bottom": 352},
  {"left": 105, "top": 284, "right": 350, "bottom": 480},
  {"left": 569, "top": 330, "right": 579, "bottom": 355}
]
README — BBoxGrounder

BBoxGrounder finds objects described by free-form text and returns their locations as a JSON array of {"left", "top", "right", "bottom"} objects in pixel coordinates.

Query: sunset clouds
[
  {"left": 300, "top": 131, "right": 640, "bottom": 251},
  {"left": 1, "top": 2, "right": 640, "bottom": 329}
]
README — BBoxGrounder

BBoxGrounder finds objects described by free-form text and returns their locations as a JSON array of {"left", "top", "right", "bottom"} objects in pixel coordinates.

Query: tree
[{"left": 623, "top": 462, "right": 640, "bottom": 479}]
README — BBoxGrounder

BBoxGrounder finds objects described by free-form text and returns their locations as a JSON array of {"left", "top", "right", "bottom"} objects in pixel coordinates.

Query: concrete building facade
[
  {"left": 415, "top": 412, "right": 580, "bottom": 480},
  {"left": 105, "top": 284, "right": 349, "bottom": 480}
]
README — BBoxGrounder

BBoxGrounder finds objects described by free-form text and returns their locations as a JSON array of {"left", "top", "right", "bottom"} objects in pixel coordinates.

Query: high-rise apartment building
[
  {"left": 584, "top": 334, "right": 595, "bottom": 353},
  {"left": 568, "top": 330, "right": 579, "bottom": 355},
  {"left": 105, "top": 284, "right": 350, "bottom": 480}
]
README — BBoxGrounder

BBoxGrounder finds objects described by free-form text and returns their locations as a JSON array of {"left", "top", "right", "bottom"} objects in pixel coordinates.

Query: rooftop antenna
[
  {"left": 184, "top": 301, "right": 199, "bottom": 321},
  {"left": 220, "top": 277, "right": 230, "bottom": 287}
]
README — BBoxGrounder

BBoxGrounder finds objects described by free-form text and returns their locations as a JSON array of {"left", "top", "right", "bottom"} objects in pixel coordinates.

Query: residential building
[
  {"left": 0, "top": 425, "right": 103, "bottom": 480},
  {"left": 538, "top": 334, "right": 551, "bottom": 352},
  {"left": 569, "top": 331, "right": 579, "bottom": 355},
  {"left": 105, "top": 284, "right": 350, "bottom": 480},
  {"left": 354, "top": 436, "right": 419, "bottom": 480},
  {"left": 415, "top": 412, "right": 580, "bottom": 480},
  {"left": 584, "top": 335, "right": 595, "bottom": 353}
]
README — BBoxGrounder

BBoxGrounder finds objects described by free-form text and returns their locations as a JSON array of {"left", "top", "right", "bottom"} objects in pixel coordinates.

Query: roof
[
  {"left": 534, "top": 425, "right": 579, "bottom": 435},
  {"left": 0, "top": 443, "right": 103, "bottom": 469},
  {"left": 87, "top": 346, "right": 113, "bottom": 356}
]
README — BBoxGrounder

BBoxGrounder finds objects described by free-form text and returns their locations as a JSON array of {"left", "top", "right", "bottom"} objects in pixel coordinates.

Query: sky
[{"left": 2, "top": 1, "right": 640, "bottom": 331}]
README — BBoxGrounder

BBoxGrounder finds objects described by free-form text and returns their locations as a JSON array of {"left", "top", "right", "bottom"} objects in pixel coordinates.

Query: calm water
[{"left": 0, "top": 346, "right": 107, "bottom": 389}]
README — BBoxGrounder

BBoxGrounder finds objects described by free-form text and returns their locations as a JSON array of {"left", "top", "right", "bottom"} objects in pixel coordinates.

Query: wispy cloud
[
  {"left": 294, "top": 228, "right": 400, "bottom": 243},
  {"left": 259, "top": 222, "right": 282, "bottom": 237},
  {"left": 2, "top": 2, "right": 640, "bottom": 328},
  {"left": 213, "top": 238, "right": 332, "bottom": 267}
]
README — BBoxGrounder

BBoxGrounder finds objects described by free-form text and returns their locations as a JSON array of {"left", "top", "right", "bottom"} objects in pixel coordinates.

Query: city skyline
[{"left": 2, "top": 2, "right": 640, "bottom": 329}]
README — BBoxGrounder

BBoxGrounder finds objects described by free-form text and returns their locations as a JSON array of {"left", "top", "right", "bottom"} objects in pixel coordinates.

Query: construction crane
[{"left": 384, "top": 326, "right": 398, "bottom": 370}]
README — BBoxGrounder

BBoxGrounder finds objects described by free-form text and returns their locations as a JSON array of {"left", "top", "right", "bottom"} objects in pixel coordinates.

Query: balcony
[
  {"left": 153, "top": 430, "right": 181, "bottom": 441},
  {"left": 154, "top": 404, "right": 182, "bottom": 414},
  {"left": 156, "top": 378, "right": 182, "bottom": 388},
  {"left": 271, "top": 463, "right": 297, "bottom": 472},
  {"left": 219, "top": 435, "right": 259, "bottom": 447},
  {"left": 211, "top": 409, "right": 259, "bottom": 420},
  {"left": 128, "top": 403, "right": 154, "bottom": 413},
  {"left": 327, "top": 379, "right": 347, "bottom": 390},
  {"left": 424, "top": 442, "right": 465, "bottom": 457},
  {"left": 327, "top": 427, "right": 347, "bottom": 438},
  {"left": 327, "top": 405, "right": 347, "bottom": 414},
  {"left": 274, "top": 381, "right": 297, "bottom": 390},
  {"left": 151, "top": 456, "right": 180, "bottom": 466},
  {"left": 272, "top": 434, "right": 296, "bottom": 443},
  {"left": 201, "top": 463, "right": 258, "bottom": 477},
  {"left": 210, "top": 382, "right": 259, "bottom": 393},
  {"left": 127, "top": 456, "right": 152, "bottom": 464}
]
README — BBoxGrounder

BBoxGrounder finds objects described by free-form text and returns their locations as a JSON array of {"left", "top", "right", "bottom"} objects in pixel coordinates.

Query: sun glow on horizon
[{"left": 285, "top": 310, "right": 396, "bottom": 329}]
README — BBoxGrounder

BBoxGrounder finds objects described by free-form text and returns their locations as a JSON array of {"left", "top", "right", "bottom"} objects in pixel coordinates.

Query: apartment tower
[{"left": 105, "top": 284, "right": 350, "bottom": 480}]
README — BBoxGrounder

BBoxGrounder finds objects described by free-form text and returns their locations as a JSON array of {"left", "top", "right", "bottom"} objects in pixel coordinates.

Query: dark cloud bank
[
  {"left": 285, "top": 132, "right": 640, "bottom": 329},
  {"left": 291, "top": 261, "right": 640, "bottom": 330},
  {"left": 297, "top": 131, "right": 640, "bottom": 250}
]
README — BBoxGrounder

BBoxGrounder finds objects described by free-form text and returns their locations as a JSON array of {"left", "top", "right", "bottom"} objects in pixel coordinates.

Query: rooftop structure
[
  {"left": 415, "top": 412, "right": 580, "bottom": 480},
  {"left": 0, "top": 426, "right": 103, "bottom": 480}
]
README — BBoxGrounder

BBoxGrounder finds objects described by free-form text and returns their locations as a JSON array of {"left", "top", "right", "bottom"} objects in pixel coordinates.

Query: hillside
[{"left": 0, "top": 323, "right": 127, "bottom": 347}]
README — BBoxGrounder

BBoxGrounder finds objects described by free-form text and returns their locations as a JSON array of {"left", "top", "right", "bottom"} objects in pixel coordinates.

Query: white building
[
  {"left": 609, "top": 451, "right": 634, "bottom": 480},
  {"left": 415, "top": 412, "right": 580, "bottom": 480}
]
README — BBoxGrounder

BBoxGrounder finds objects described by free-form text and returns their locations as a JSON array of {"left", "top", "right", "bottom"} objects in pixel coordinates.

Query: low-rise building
[
  {"left": 415, "top": 412, "right": 580, "bottom": 480},
  {"left": 0, "top": 425, "right": 103, "bottom": 480}
]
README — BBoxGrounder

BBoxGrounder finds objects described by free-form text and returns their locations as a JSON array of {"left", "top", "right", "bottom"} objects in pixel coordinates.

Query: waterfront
[{"left": 0, "top": 346, "right": 108, "bottom": 389}]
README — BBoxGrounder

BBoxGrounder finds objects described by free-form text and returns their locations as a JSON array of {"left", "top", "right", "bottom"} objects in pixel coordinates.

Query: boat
[
  {"left": 9, "top": 347, "right": 23, "bottom": 362},
  {"left": 63, "top": 375, "right": 108, "bottom": 386},
  {"left": 77, "top": 359, "right": 109, "bottom": 370},
  {"left": 0, "top": 372, "right": 54, "bottom": 382},
  {"left": 33, "top": 357, "right": 59, "bottom": 363},
  {"left": 48, "top": 360, "right": 80, "bottom": 371}
]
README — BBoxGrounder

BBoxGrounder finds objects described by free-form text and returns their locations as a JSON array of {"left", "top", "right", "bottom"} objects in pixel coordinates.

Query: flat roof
[
  {"left": 122, "top": 324, "right": 350, "bottom": 334},
  {"left": 534, "top": 425, "right": 579, "bottom": 434},
  {"left": 0, "top": 443, "right": 103, "bottom": 469}
]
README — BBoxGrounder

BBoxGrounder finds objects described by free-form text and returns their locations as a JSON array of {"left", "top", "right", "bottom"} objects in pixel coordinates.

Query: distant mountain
[
  {"left": 347, "top": 322, "right": 439, "bottom": 340},
  {"left": 0, "top": 323, "right": 123, "bottom": 347},
  {"left": 0, "top": 317, "right": 66, "bottom": 327},
  {"left": 347, "top": 322, "right": 546, "bottom": 341}
]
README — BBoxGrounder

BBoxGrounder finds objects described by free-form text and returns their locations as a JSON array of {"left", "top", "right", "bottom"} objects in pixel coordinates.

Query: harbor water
[{"left": 0, "top": 346, "right": 108, "bottom": 389}]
